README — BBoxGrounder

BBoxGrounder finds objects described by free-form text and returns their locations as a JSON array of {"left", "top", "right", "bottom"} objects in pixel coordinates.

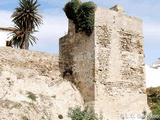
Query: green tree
[
  {"left": 63, "top": 0, "right": 96, "bottom": 36},
  {"left": 11, "top": 0, "right": 42, "bottom": 49}
]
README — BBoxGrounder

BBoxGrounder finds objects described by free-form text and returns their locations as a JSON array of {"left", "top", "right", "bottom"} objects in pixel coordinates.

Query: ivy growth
[{"left": 63, "top": 0, "right": 96, "bottom": 36}]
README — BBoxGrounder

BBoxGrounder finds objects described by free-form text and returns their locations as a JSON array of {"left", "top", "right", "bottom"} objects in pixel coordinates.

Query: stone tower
[{"left": 59, "top": 5, "right": 149, "bottom": 120}]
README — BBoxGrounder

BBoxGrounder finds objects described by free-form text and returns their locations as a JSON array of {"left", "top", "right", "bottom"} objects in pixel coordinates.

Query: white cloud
[
  {"left": 30, "top": 12, "right": 68, "bottom": 53},
  {"left": 0, "top": 10, "right": 12, "bottom": 27},
  {"left": 143, "top": 22, "right": 160, "bottom": 40},
  {"left": 146, "top": 65, "right": 160, "bottom": 88}
]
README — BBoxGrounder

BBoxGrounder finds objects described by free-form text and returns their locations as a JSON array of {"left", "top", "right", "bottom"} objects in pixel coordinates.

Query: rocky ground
[{"left": 0, "top": 47, "right": 84, "bottom": 120}]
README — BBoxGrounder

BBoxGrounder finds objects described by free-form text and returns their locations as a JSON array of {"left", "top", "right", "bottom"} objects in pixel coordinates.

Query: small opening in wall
[{"left": 63, "top": 69, "right": 73, "bottom": 78}]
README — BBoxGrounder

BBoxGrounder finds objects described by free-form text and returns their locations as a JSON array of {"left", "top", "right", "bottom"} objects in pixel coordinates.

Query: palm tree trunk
[
  {"left": 24, "top": 32, "right": 29, "bottom": 50},
  {"left": 20, "top": 39, "right": 25, "bottom": 49}
]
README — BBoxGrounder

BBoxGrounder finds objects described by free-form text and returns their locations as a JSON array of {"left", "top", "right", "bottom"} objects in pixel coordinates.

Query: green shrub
[
  {"left": 27, "top": 92, "right": 37, "bottom": 101},
  {"left": 76, "top": 2, "right": 95, "bottom": 36},
  {"left": 63, "top": 0, "right": 96, "bottom": 36},
  {"left": 63, "top": 0, "right": 81, "bottom": 21},
  {"left": 147, "top": 87, "right": 160, "bottom": 120},
  {"left": 68, "top": 107, "right": 99, "bottom": 120}
]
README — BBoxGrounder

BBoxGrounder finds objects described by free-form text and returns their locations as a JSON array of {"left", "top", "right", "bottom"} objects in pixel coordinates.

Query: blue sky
[{"left": 0, "top": 0, "right": 159, "bottom": 65}]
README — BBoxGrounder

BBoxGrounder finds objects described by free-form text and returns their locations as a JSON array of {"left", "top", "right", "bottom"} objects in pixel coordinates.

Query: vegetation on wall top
[{"left": 63, "top": 0, "right": 96, "bottom": 36}]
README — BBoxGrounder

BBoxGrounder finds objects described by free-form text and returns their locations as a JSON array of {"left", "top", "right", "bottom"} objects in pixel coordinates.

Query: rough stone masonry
[{"left": 60, "top": 5, "right": 150, "bottom": 120}]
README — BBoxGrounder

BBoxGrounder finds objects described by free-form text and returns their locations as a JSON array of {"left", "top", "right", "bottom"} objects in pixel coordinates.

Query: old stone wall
[
  {"left": 60, "top": 20, "right": 95, "bottom": 104},
  {"left": 60, "top": 5, "right": 149, "bottom": 120},
  {"left": 94, "top": 6, "right": 148, "bottom": 120}
]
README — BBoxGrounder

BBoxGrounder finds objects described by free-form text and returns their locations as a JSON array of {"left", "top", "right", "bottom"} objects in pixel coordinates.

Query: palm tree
[{"left": 11, "top": 0, "right": 42, "bottom": 49}]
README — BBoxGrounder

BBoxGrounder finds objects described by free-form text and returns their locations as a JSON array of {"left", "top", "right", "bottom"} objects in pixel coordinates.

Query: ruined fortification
[
  {"left": 0, "top": 4, "right": 149, "bottom": 120},
  {"left": 60, "top": 5, "right": 149, "bottom": 119}
]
